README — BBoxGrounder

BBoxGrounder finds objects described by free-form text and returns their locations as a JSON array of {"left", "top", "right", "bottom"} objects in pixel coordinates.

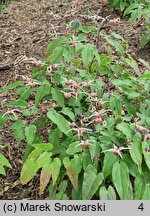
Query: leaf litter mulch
[{"left": 0, "top": 0, "right": 149, "bottom": 199}]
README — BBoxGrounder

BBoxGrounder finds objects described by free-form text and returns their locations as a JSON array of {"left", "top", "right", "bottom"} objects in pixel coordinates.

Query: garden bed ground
[{"left": 0, "top": 0, "right": 149, "bottom": 199}]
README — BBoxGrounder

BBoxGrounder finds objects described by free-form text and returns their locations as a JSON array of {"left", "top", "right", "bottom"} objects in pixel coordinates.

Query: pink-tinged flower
[
  {"left": 75, "top": 139, "right": 95, "bottom": 149},
  {"left": 136, "top": 124, "right": 149, "bottom": 133},
  {"left": 61, "top": 90, "right": 71, "bottom": 99},
  {"left": 101, "top": 145, "right": 131, "bottom": 158},
  {"left": 26, "top": 81, "right": 41, "bottom": 88},
  {"left": 64, "top": 92, "right": 71, "bottom": 99},
  {"left": 67, "top": 127, "right": 92, "bottom": 138}
]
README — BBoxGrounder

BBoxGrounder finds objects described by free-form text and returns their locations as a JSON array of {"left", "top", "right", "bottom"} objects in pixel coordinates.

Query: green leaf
[
  {"left": 48, "top": 128, "right": 62, "bottom": 146},
  {"left": 99, "top": 186, "right": 116, "bottom": 200},
  {"left": 32, "top": 143, "right": 53, "bottom": 151},
  {"left": 48, "top": 184, "right": 57, "bottom": 199},
  {"left": 20, "top": 88, "right": 33, "bottom": 100},
  {"left": 50, "top": 158, "right": 61, "bottom": 186},
  {"left": 107, "top": 186, "right": 116, "bottom": 200},
  {"left": 138, "top": 72, "right": 150, "bottom": 81},
  {"left": 124, "top": 3, "right": 139, "bottom": 16},
  {"left": 0, "top": 165, "right": 6, "bottom": 176},
  {"left": 4, "top": 99, "right": 28, "bottom": 108},
  {"left": 120, "top": 2, "right": 126, "bottom": 11},
  {"left": 79, "top": 26, "right": 98, "bottom": 33},
  {"left": 49, "top": 46, "right": 64, "bottom": 64},
  {"left": 122, "top": 154, "right": 139, "bottom": 177},
  {"left": 110, "top": 96, "right": 122, "bottom": 117},
  {"left": 23, "top": 145, "right": 34, "bottom": 161},
  {"left": 102, "top": 152, "right": 118, "bottom": 178},
  {"left": 47, "top": 36, "right": 66, "bottom": 53},
  {"left": 20, "top": 158, "right": 39, "bottom": 184},
  {"left": 35, "top": 84, "right": 51, "bottom": 107},
  {"left": 59, "top": 180, "right": 68, "bottom": 193},
  {"left": 99, "top": 186, "right": 108, "bottom": 200},
  {"left": 0, "top": 113, "right": 9, "bottom": 126},
  {"left": 142, "top": 184, "right": 150, "bottom": 200},
  {"left": 111, "top": 32, "right": 126, "bottom": 42},
  {"left": 124, "top": 100, "right": 137, "bottom": 115},
  {"left": 0, "top": 153, "right": 12, "bottom": 168},
  {"left": 10, "top": 120, "right": 27, "bottom": 141},
  {"left": 129, "top": 10, "right": 141, "bottom": 23},
  {"left": 112, "top": 161, "right": 129, "bottom": 200},
  {"left": 142, "top": 141, "right": 150, "bottom": 170},
  {"left": 25, "top": 125, "right": 37, "bottom": 145},
  {"left": 51, "top": 87, "right": 64, "bottom": 107},
  {"left": 126, "top": 180, "right": 133, "bottom": 200},
  {"left": 134, "top": 175, "right": 146, "bottom": 199},
  {"left": 36, "top": 152, "right": 52, "bottom": 168},
  {"left": 82, "top": 152, "right": 92, "bottom": 171},
  {"left": 72, "top": 174, "right": 83, "bottom": 200},
  {"left": 34, "top": 115, "right": 50, "bottom": 129},
  {"left": 63, "top": 45, "right": 74, "bottom": 62},
  {"left": 61, "top": 107, "right": 75, "bottom": 121},
  {"left": 27, "top": 147, "right": 43, "bottom": 160},
  {"left": 63, "top": 155, "right": 82, "bottom": 191},
  {"left": 70, "top": 19, "right": 82, "bottom": 31},
  {"left": 126, "top": 56, "right": 140, "bottom": 75},
  {"left": 104, "top": 37, "right": 124, "bottom": 55},
  {"left": 66, "top": 141, "right": 82, "bottom": 155},
  {"left": 129, "top": 133, "right": 142, "bottom": 172},
  {"left": 0, "top": 81, "right": 24, "bottom": 93},
  {"left": 82, "top": 164, "right": 104, "bottom": 200},
  {"left": 14, "top": 86, "right": 28, "bottom": 97},
  {"left": 13, "top": 128, "right": 25, "bottom": 141},
  {"left": 47, "top": 108, "right": 72, "bottom": 137},
  {"left": 116, "top": 122, "right": 132, "bottom": 140},
  {"left": 89, "top": 142, "right": 99, "bottom": 161},
  {"left": 82, "top": 44, "right": 95, "bottom": 67},
  {"left": 11, "top": 120, "right": 27, "bottom": 129}
]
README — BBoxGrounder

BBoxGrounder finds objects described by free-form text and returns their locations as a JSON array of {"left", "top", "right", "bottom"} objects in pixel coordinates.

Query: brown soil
[{"left": 0, "top": 0, "right": 149, "bottom": 199}]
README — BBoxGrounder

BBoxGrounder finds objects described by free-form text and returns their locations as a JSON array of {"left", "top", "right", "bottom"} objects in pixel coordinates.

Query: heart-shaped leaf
[
  {"left": 102, "top": 152, "right": 118, "bottom": 178},
  {"left": 82, "top": 164, "right": 104, "bottom": 200},
  {"left": 0, "top": 153, "right": 12, "bottom": 168},
  {"left": 99, "top": 186, "right": 116, "bottom": 200},
  {"left": 40, "top": 161, "right": 51, "bottom": 195},
  {"left": 112, "top": 161, "right": 129, "bottom": 200},
  {"left": 51, "top": 87, "right": 64, "bottom": 107},
  {"left": 129, "top": 133, "right": 142, "bottom": 172},
  {"left": 35, "top": 84, "right": 51, "bottom": 107},
  {"left": 63, "top": 155, "right": 82, "bottom": 191},
  {"left": 50, "top": 158, "right": 61, "bottom": 186},
  {"left": 25, "top": 125, "right": 37, "bottom": 145},
  {"left": 20, "top": 158, "right": 39, "bottom": 184},
  {"left": 116, "top": 122, "right": 133, "bottom": 140},
  {"left": 47, "top": 109, "right": 72, "bottom": 137},
  {"left": 82, "top": 44, "right": 95, "bottom": 67},
  {"left": 134, "top": 175, "right": 146, "bottom": 199}
]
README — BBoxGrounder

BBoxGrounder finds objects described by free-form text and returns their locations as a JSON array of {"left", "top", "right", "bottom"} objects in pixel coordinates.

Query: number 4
[{"left": 138, "top": 203, "right": 144, "bottom": 211}]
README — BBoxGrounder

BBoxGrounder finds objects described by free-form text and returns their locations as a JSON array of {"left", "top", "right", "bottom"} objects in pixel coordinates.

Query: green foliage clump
[{"left": 0, "top": 21, "right": 150, "bottom": 199}]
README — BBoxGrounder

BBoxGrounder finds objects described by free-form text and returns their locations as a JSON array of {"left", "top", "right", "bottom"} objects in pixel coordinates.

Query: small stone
[{"left": 0, "top": 62, "right": 10, "bottom": 70}]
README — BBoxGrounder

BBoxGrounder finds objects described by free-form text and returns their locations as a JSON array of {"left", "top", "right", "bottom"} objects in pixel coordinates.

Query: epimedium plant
[{"left": 0, "top": 23, "right": 150, "bottom": 200}]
